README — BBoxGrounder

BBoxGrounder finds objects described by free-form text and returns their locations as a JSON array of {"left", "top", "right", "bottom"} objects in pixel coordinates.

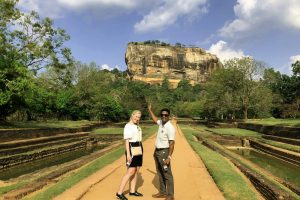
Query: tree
[
  {"left": 292, "top": 60, "right": 300, "bottom": 76},
  {"left": 174, "top": 79, "right": 195, "bottom": 102},
  {"left": 205, "top": 57, "right": 273, "bottom": 120},
  {"left": 0, "top": 0, "right": 73, "bottom": 120},
  {"left": 90, "top": 95, "right": 125, "bottom": 122},
  {"left": 224, "top": 57, "right": 268, "bottom": 119},
  {"left": 205, "top": 68, "right": 240, "bottom": 120},
  {"left": 262, "top": 68, "right": 283, "bottom": 117}
]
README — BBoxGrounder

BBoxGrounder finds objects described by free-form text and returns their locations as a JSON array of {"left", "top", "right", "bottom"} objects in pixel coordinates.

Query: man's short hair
[{"left": 160, "top": 108, "right": 170, "bottom": 115}]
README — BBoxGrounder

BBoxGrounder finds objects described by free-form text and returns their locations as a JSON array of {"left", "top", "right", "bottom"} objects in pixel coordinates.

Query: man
[{"left": 148, "top": 104, "right": 176, "bottom": 200}]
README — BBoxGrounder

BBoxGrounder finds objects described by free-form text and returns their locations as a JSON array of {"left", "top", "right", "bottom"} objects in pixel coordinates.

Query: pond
[
  {"left": 232, "top": 148, "right": 300, "bottom": 188},
  {"left": 0, "top": 144, "right": 107, "bottom": 181}
]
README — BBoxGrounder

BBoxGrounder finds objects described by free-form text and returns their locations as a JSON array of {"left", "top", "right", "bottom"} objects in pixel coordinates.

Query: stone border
[
  {"left": 262, "top": 135, "right": 300, "bottom": 146},
  {"left": 2, "top": 142, "right": 123, "bottom": 200},
  {"left": 249, "top": 140, "right": 300, "bottom": 166},
  {"left": 0, "top": 133, "right": 89, "bottom": 157},
  {"left": 196, "top": 135, "right": 299, "bottom": 200},
  {"left": 0, "top": 122, "right": 108, "bottom": 142},
  {"left": 0, "top": 141, "right": 87, "bottom": 169},
  {"left": 237, "top": 123, "right": 300, "bottom": 139}
]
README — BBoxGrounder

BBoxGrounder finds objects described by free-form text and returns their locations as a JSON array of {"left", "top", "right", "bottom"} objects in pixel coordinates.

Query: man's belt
[{"left": 155, "top": 148, "right": 169, "bottom": 151}]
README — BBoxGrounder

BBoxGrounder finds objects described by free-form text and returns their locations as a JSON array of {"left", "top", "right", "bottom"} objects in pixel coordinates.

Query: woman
[{"left": 116, "top": 110, "right": 143, "bottom": 200}]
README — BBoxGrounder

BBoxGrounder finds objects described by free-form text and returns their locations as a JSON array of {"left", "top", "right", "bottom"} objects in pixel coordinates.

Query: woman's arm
[{"left": 125, "top": 139, "right": 131, "bottom": 162}]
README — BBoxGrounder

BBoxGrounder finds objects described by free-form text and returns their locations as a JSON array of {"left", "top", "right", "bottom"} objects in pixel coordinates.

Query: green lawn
[
  {"left": 25, "top": 147, "right": 125, "bottom": 200},
  {"left": 208, "top": 128, "right": 261, "bottom": 137},
  {"left": 0, "top": 181, "right": 29, "bottom": 196},
  {"left": 91, "top": 125, "right": 156, "bottom": 136},
  {"left": 258, "top": 139, "right": 300, "bottom": 153},
  {"left": 188, "top": 125, "right": 300, "bottom": 199},
  {"left": 0, "top": 120, "right": 97, "bottom": 129},
  {"left": 91, "top": 127, "right": 123, "bottom": 135},
  {"left": 246, "top": 118, "right": 300, "bottom": 127},
  {"left": 181, "top": 125, "right": 261, "bottom": 200},
  {"left": 20, "top": 125, "right": 157, "bottom": 199}
]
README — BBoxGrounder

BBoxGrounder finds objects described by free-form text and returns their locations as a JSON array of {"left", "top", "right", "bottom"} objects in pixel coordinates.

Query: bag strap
[{"left": 129, "top": 142, "right": 141, "bottom": 148}]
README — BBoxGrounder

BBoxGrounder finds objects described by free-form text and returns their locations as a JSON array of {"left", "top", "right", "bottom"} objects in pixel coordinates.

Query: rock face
[{"left": 125, "top": 43, "right": 222, "bottom": 87}]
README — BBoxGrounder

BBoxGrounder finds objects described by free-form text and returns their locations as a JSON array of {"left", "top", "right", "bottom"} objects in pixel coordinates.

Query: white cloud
[
  {"left": 18, "top": 0, "right": 40, "bottom": 12},
  {"left": 134, "top": 0, "right": 208, "bottom": 33},
  {"left": 208, "top": 40, "right": 246, "bottom": 63},
  {"left": 286, "top": 54, "right": 300, "bottom": 74},
  {"left": 273, "top": 54, "right": 300, "bottom": 75},
  {"left": 219, "top": 0, "right": 300, "bottom": 40},
  {"left": 18, "top": 0, "right": 156, "bottom": 19},
  {"left": 18, "top": 0, "right": 208, "bottom": 32},
  {"left": 101, "top": 64, "right": 120, "bottom": 71},
  {"left": 290, "top": 54, "right": 300, "bottom": 64},
  {"left": 57, "top": 0, "right": 136, "bottom": 9},
  {"left": 18, "top": 0, "right": 64, "bottom": 18}
]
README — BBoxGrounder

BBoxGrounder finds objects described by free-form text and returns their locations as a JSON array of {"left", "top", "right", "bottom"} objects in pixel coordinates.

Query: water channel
[
  {"left": 232, "top": 148, "right": 300, "bottom": 188},
  {"left": 0, "top": 144, "right": 107, "bottom": 181}
]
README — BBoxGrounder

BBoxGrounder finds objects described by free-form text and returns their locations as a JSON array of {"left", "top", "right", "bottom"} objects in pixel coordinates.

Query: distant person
[
  {"left": 147, "top": 104, "right": 176, "bottom": 200},
  {"left": 116, "top": 110, "right": 143, "bottom": 200}
]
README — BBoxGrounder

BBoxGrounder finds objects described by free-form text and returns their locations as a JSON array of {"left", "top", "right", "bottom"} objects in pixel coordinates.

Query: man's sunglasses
[{"left": 161, "top": 114, "right": 169, "bottom": 117}]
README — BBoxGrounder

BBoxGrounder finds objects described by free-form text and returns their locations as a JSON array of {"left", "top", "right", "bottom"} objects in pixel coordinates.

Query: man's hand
[
  {"left": 164, "top": 157, "right": 171, "bottom": 165},
  {"left": 147, "top": 103, "right": 152, "bottom": 111},
  {"left": 147, "top": 103, "right": 158, "bottom": 123}
]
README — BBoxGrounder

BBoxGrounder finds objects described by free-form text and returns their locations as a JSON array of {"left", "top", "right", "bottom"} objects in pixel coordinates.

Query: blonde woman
[{"left": 116, "top": 110, "right": 143, "bottom": 200}]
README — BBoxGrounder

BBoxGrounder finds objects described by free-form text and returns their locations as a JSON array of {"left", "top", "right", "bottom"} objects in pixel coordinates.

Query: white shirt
[
  {"left": 123, "top": 123, "right": 142, "bottom": 142},
  {"left": 155, "top": 120, "right": 176, "bottom": 148}
]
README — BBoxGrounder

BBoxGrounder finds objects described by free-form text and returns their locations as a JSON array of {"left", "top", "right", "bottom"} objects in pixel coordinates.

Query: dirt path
[{"left": 54, "top": 124, "right": 224, "bottom": 200}]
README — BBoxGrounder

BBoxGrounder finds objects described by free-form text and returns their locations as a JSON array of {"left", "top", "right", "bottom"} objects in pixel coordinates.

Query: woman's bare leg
[
  {"left": 117, "top": 167, "right": 137, "bottom": 194},
  {"left": 129, "top": 167, "right": 140, "bottom": 193}
]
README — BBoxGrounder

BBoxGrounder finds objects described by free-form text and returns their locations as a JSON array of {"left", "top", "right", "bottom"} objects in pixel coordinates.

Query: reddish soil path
[{"left": 54, "top": 124, "right": 224, "bottom": 200}]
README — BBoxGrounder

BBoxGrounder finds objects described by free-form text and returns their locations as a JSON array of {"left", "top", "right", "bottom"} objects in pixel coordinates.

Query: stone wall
[
  {"left": 250, "top": 140, "right": 300, "bottom": 166},
  {"left": 237, "top": 123, "right": 300, "bottom": 139},
  {"left": 262, "top": 135, "right": 300, "bottom": 146},
  {"left": 0, "top": 141, "right": 87, "bottom": 169},
  {"left": 0, "top": 133, "right": 89, "bottom": 157},
  {"left": 0, "top": 122, "right": 108, "bottom": 142},
  {"left": 199, "top": 137, "right": 298, "bottom": 199}
]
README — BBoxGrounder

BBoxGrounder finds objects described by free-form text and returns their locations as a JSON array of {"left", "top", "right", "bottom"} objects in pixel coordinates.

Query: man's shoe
[
  {"left": 165, "top": 196, "right": 175, "bottom": 200},
  {"left": 116, "top": 193, "right": 128, "bottom": 200},
  {"left": 129, "top": 191, "right": 143, "bottom": 196},
  {"left": 152, "top": 193, "right": 167, "bottom": 198}
]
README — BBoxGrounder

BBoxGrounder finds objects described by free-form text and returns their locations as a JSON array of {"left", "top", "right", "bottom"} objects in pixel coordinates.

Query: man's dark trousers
[{"left": 154, "top": 148, "right": 174, "bottom": 197}]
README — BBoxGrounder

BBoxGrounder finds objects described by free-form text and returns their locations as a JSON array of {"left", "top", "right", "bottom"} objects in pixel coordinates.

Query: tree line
[{"left": 1, "top": 0, "right": 299, "bottom": 122}]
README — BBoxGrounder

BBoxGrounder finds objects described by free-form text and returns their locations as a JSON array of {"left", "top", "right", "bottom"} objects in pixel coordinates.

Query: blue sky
[{"left": 18, "top": 0, "right": 300, "bottom": 74}]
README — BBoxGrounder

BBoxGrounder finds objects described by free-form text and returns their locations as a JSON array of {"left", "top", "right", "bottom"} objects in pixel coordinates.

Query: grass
[
  {"left": 23, "top": 125, "right": 157, "bottom": 199},
  {"left": 206, "top": 127, "right": 300, "bottom": 153},
  {"left": 208, "top": 128, "right": 262, "bottom": 137},
  {"left": 91, "top": 125, "right": 157, "bottom": 137},
  {"left": 0, "top": 141, "right": 82, "bottom": 159},
  {"left": 258, "top": 139, "right": 300, "bottom": 153},
  {"left": 0, "top": 181, "right": 29, "bottom": 196},
  {"left": 0, "top": 120, "right": 97, "bottom": 129},
  {"left": 91, "top": 127, "right": 123, "bottom": 135},
  {"left": 26, "top": 147, "right": 125, "bottom": 200},
  {"left": 181, "top": 125, "right": 261, "bottom": 200},
  {"left": 246, "top": 118, "right": 300, "bottom": 127},
  {"left": 192, "top": 125, "right": 300, "bottom": 199}
]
